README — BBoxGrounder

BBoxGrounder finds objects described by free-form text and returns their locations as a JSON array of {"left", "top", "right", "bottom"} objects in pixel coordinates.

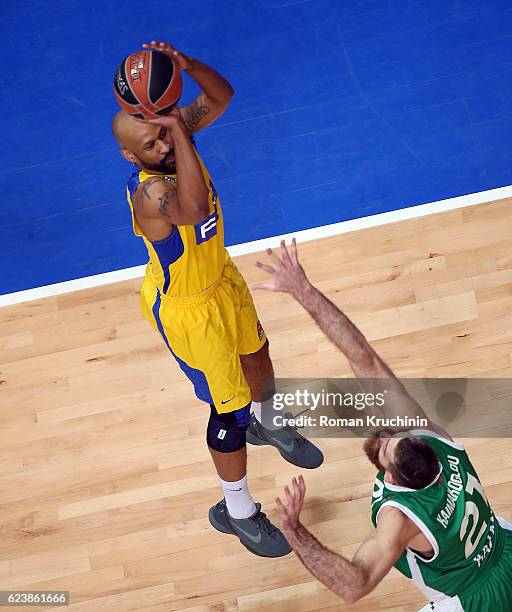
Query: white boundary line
[{"left": 2, "top": 184, "right": 511, "bottom": 308}]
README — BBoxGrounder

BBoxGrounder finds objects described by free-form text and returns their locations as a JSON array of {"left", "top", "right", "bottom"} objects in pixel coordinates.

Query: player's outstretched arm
[
  {"left": 143, "top": 40, "right": 234, "bottom": 133},
  {"left": 253, "top": 239, "right": 455, "bottom": 436},
  {"left": 135, "top": 110, "right": 209, "bottom": 227},
  {"left": 276, "top": 477, "right": 416, "bottom": 604},
  {"left": 253, "top": 239, "right": 395, "bottom": 379}
]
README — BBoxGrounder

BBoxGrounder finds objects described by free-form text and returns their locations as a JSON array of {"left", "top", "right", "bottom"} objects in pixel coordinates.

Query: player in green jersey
[{"left": 253, "top": 239, "right": 512, "bottom": 611}]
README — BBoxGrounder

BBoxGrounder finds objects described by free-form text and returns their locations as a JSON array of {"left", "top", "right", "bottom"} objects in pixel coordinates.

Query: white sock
[
  {"left": 219, "top": 475, "right": 256, "bottom": 519},
  {"left": 252, "top": 401, "right": 262, "bottom": 422},
  {"left": 252, "top": 400, "right": 279, "bottom": 430}
]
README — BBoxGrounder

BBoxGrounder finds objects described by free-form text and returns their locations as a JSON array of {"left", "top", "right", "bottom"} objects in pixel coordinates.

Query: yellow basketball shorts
[{"left": 140, "top": 255, "right": 266, "bottom": 413}]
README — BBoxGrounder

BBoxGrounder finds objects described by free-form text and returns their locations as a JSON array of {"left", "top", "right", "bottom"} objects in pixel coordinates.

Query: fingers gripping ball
[{"left": 114, "top": 50, "right": 183, "bottom": 120}]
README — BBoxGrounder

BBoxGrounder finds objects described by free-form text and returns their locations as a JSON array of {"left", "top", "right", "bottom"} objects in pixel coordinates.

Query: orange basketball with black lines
[{"left": 113, "top": 50, "right": 182, "bottom": 120}]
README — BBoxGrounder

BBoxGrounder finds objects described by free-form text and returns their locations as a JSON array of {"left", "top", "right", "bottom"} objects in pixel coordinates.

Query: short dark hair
[{"left": 389, "top": 437, "right": 439, "bottom": 489}]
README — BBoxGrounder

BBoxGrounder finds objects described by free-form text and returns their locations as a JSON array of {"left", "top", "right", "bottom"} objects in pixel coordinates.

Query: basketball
[{"left": 114, "top": 50, "right": 183, "bottom": 120}]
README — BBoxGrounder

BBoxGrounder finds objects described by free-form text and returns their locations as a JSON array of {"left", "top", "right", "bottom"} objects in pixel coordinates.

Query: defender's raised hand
[
  {"left": 276, "top": 476, "right": 306, "bottom": 537},
  {"left": 253, "top": 238, "right": 309, "bottom": 298}
]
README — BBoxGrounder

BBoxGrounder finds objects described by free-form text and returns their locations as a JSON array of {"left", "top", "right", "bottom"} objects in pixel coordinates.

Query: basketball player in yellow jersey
[{"left": 112, "top": 40, "right": 323, "bottom": 557}]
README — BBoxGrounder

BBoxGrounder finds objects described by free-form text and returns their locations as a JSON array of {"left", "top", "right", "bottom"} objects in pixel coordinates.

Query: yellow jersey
[{"left": 125, "top": 150, "right": 225, "bottom": 297}]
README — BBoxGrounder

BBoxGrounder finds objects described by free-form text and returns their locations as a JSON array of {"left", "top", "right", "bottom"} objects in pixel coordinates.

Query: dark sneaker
[
  {"left": 208, "top": 499, "right": 291, "bottom": 558},
  {"left": 246, "top": 413, "right": 324, "bottom": 469}
]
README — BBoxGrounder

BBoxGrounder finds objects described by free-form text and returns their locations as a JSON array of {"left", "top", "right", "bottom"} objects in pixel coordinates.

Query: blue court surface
[{"left": 2, "top": 0, "right": 512, "bottom": 295}]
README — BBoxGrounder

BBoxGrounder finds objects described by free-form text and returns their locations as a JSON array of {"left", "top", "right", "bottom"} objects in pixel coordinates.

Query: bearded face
[
  {"left": 141, "top": 149, "right": 176, "bottom": 174},
  {"left": 363, "top": 428, "right": 397, "bottom": 473}
]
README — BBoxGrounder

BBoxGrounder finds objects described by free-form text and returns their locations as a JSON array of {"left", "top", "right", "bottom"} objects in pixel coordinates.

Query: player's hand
[
  {"left": 276, "top": 475, "right": 306, "bottom": 536},
  {"left": 253, "top": 238, "right": 309, "bottom": 298},
  {"left": 142, "top": 40, "right": 192, "bottom": 71},
  {"left": 146, "top": 107, "right": 187, "bottom": 134}
]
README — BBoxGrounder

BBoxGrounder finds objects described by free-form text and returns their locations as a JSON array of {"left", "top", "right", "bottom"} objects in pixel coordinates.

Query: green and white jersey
[{"left": 370, "top": 430, "right": 508, "bottom": 602}]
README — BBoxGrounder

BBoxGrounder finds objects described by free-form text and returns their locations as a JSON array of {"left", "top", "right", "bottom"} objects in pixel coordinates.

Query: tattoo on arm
[
  {"left": 158, "top": 189, "right": 177, "bottom": 219},
  {"left": 138, "top": 178, "right": 161, "bottom": 208},
  {"left": 182, "top": 99, "right": 210, "bottom": 132}
]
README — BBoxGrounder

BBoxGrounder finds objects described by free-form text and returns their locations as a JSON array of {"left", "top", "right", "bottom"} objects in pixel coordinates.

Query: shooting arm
[
  {"left": 180, "top": 59, "right": 234, "bottom": 133},
  {"left": 135, "top": 128, "right": 209, "bottom": 227},
  {"left": 286, "top": 507, "right": 415, "bottom": 604},
  {"left": 142, "top": 41, "right": 234, "bottom": 133},
  {"left": 170, "top": 124, "right": 209, "bottom": 219}
]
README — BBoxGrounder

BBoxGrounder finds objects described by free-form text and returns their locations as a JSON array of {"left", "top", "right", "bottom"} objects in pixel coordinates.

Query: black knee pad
[{"left": 207, "top": 402, "right": 251, "bottom": 452}]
